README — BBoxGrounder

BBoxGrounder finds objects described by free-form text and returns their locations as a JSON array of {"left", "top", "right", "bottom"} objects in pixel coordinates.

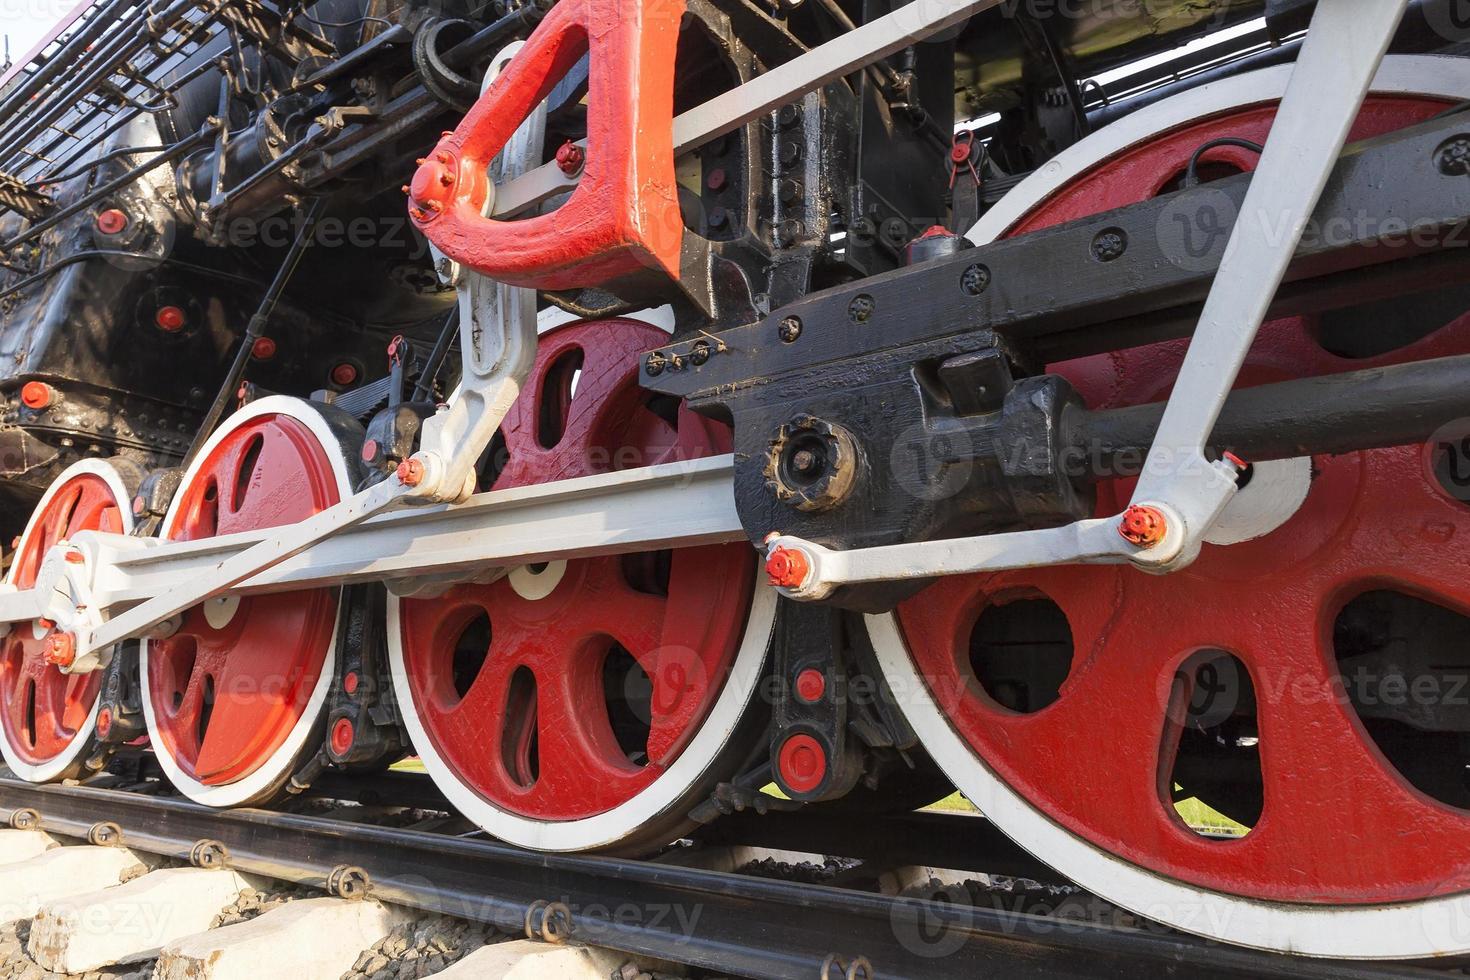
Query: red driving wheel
[
  {"left": 896, "top": 91, "right": 1470, "bottom": 906},
  {"left": 142, "top": 398, "right": 351, "bottom": 804},
  {"left": 0, "top": 462, "right": 131, "bottom": 780},
  {"left": 391, "top": 319, "right": 764, "bottom": 850}
]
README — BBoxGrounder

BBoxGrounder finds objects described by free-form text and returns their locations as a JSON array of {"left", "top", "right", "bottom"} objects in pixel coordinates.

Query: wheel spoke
[{"left": 394, "top": 321, "right": 757, "bottom": 833}]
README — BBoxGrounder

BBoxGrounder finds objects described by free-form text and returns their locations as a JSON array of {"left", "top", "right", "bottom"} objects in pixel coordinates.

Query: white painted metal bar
[
  {"left": 85, "top": 476, "right": 409, "bottom": 651},
  {"left": 490, "top": 0, "right": 1004, "bottom": 217},
  {"left": 85, "top": 457, "right": 741, "bottom": 604},
  {"left": 1129, "top": 0, "right": 1411, "bottom": 550}
]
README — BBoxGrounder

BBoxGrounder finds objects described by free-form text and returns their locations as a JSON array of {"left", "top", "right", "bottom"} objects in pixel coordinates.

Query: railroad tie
[
  {"left": 0, "top": 845, "right": 148, "bottom": 927},
  {"left": 28, "top": 866, "right": 262, "bottom": 974},
  {"left": 154, "top": 896, "right": 412, "bottom": 980},
  {"left": 0, "top": 829, "right": 58, "bottom": 866}
]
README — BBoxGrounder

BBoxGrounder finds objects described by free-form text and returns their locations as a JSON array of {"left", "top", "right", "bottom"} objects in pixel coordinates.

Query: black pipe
[
  {"left": 411, "top": 307, "right": 460, "bottom": 404},
  {"left": 183, "top": 198, "right": 326, "bottom": 468},
  {"left": 0, "top": 0, "right": 137, "bottom": 123},
  {"left": 0, "top": 127, "right": 216, "bottom": 254},
  {"left": 1073, "top": 354, "right": 1470, "bottom": 476}
]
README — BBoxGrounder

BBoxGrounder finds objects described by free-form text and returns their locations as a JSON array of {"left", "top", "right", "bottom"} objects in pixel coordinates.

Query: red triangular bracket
[{"left": 407, "top": 0, "right": 685, "bottom": 291}]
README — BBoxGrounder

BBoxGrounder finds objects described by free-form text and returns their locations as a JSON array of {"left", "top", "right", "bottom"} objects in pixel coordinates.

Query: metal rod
[
  {"left": 411, "top": 307, "right": 460, "bottom": 403},
  {"left": 1076, "top": 353, "right": 1470, "bottom": 475}
]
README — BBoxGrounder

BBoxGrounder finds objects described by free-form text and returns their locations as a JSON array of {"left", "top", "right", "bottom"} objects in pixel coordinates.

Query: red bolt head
[
  {"left": 95, "top": 208, "right": 129, "bottom": 235},
  {"left": 407, "top": 155, "right": 456, "bottom": 218},
  {"left": 554, "top": 140, "right": 585, "bottom": 176},
  {"left": 19, "top": 381, "right": 51, "bottom": 410},
  {"left": 154, "top": 305, "right": 187, "bottom": 332},
  {"left": 396, "top": 458, "right": 425, "bottom": 487},
  {"left": 950, "top": 143, "right": 971, "bottom": 164},
  {"left": 251, "top": 337, "right": 277, "bottom": 361},
  {"left": 43, "top": 632, "right": 75, "bottom": 669},
  {"left": 705, "top": 167, "right": 728, "bottom": 191},
  {"left": 795, "top": 668, "right": 826, "bottom": 704},
  {"left": 765, "top": 547, "right": 810, "bottom": 589},
  {"left": 132, "top": 496, "right": 146, "bottom": 517},
  {"left": 361, "top": 438, "right": 380, "bottom": 464},
  {"left": 97, "top": 707, "right": 113, "bottom": 739},
  {"left": 1119, "top": 505, "right": 1168, "bottom": 548},
  {"left": 343, "top": 671, "right": 360, "bottom": 696},
  {"left": 777, "top": 733, "right": 827, "bottom": 795},
  {"left": 64, "top": 551, "right": 84, "bottom": 564},
  {"left": 330, "top": 362, "right": 359, "bottom": 387},
  {"left": 330, "top": 717, "right": 355, "bottom": 756}
]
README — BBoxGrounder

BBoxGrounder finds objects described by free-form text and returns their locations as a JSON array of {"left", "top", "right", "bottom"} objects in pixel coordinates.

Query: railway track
[{"left": 0, "top": 770, "right": 1456, "bottom": 980}]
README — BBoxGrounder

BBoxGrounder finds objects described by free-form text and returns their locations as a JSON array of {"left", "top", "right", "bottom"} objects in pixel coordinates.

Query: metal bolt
[
  {"left": 555, "top": 140, "right": 585, "bottom": 176},
  {"left": 776, "top": 219, "right": 805, "bottom": 247},
  {"left": 766, "top": 547, "right": 811, "bottom": 589},
  {"left": 705, "top": 167, "right": 728, "bottom": 192},
  {"left": 690, "top": 341, "right": 711, "bottom": 366},
  {"left": 1092, "top": 228, "right": 1128, "bottom": 262},
  {"left": 777, "top": 178, "right": 803, "bottom": 206},
  {"left": 1118, "top": 505, "right": 1168, "bottom": 548},
  {"left": 777, "top": 103, "right": 803, "bottom": 129},
  {"left": 779, "top": 140, "right": 803, "bottom": 168},
  {"left": 645, "top": 351, "right": 667, "bottom": 376},
  {"left": 44, "top": 631, "right": 75, "bottom": 669},
  {"left": 707, "top": 206, "right": 728, "bottom": 230},
  {"left": 877, "top": 218, "right": 907, "bottom": 247},
  {"left": 396, "top": 458, "right": 425, "bottom": 487},
  {"left": 1436, "top": 136, "right": 1470, "bottom": 177},
  {"left": 791, "top": 449, "right": 820, "bottom": 475},
  {"left": 847, "top": 294, "right": 875, "bottom": 324},
  {"left": 95, "top": 208, "right": 129, "bottom": 236},
  {"left": 778, "top": 316, "right": 803, "bottom": 343},
  {"left": 961, "top": 263, "right": 991, "bottom": 296}
]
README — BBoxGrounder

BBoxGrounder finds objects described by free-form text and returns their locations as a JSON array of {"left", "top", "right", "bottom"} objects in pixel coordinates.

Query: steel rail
[{"left": 0, "top": 777, "right": 1445, "bottom": 980}]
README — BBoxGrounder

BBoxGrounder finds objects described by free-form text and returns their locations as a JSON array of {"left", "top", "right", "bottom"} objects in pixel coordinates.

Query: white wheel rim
[
  {"left": 869, "top": 54, "right": 1470, "bottom": 959},
  {"left": 388, "top": 582, "right": 776, "bottom": 852},
  {"left": 0, "top": 458, "right": 133, "bottom": 782},
  {"left": 140, "top": 396, "right": 350, "bottom": 807}
]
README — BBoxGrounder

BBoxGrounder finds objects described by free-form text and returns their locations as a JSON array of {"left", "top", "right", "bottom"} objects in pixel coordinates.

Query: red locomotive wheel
[
  {"left": 390, "top": 319, "right": 771, "bottom": 852},
  {"left": 875, "top": 57, "right": 1470, "bottom": 957},
  {"left": 0, "top": 461, "right": 132, "bottom": 781},
  {"left": 141, "top": 397, "right": 352, "bottom": 806}
]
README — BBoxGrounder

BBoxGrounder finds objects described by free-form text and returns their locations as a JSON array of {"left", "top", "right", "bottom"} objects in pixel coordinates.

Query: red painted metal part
[
  {"left": 146, "top": 414, "right": 341, "bottom": 786},
  {"left": 776, "top": 733, "right": 826, "bottom": 794},
  {"left": 897, "top": 96, "right": 1470, "bottom": 904},
  {"left": 0, "top": 473, "right": 122, "bottom": 767},
  {"left": 398, "top": 320, "right": 754, "bottom": 821},
  {"left": 765, "top": 548, "right": 810, "bottom": 589},
  {"left": 408, "top": 0, "right": 685, "bottom": 290}
]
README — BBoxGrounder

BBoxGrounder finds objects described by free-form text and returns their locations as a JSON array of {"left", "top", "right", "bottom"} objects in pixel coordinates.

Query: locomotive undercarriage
[{"left": 2, "top": 0, "right": 1470, "bottom": 961}]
